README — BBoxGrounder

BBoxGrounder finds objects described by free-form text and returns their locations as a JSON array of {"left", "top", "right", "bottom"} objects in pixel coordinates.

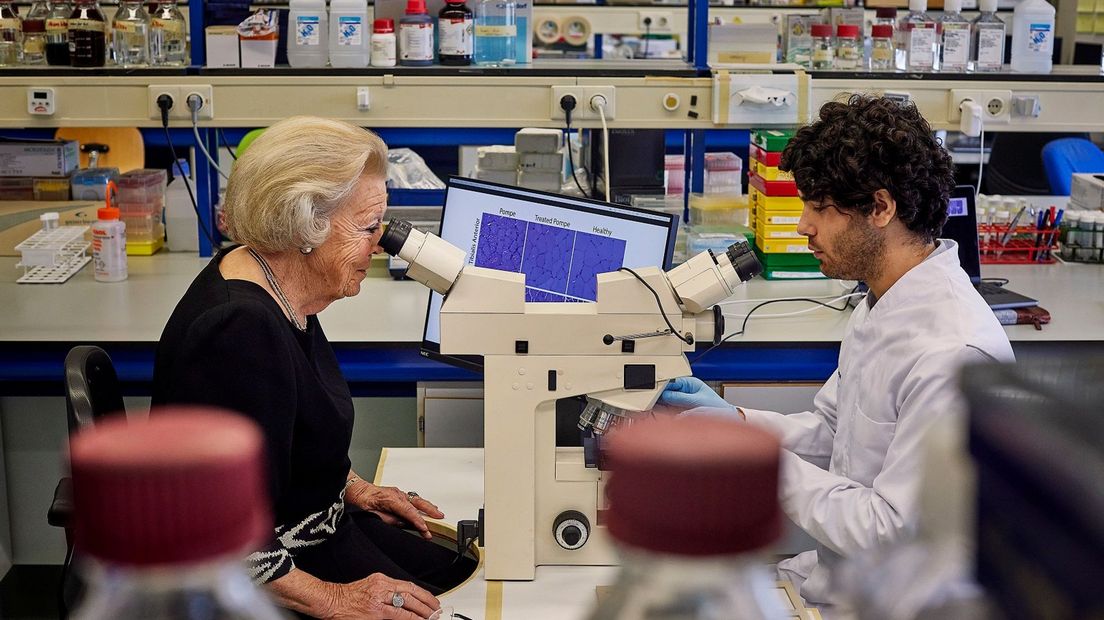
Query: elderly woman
[{"left": 151, "top": 117, "right": 467, "bottom": 619}]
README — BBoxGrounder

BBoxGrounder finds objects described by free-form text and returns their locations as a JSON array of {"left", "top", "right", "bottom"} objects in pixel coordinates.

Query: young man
[{"left": 660, "top": 95, "right": 1014, "bottom": 607}]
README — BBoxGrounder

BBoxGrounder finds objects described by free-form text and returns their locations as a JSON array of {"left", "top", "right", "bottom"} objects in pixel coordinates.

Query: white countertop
[
  {"left": 375, "top": 448, "right": 821, "bottom": 620},
  {"left": 1, "top": 254, "right": 1102, "bottom": 344}
]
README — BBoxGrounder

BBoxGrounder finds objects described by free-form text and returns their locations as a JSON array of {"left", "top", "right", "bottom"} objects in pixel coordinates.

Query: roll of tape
[
  {"left": 561, "top": 16, "right": 591, "bottom": 47},
  {"left": 535, "top": 17, "right": 561, "bottom": 45}
]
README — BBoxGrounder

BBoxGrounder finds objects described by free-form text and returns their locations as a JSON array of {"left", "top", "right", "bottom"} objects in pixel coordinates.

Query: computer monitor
[
  {"left": 421, "top": 176, "right": 678, "bottom": 371},
  {"left": 942, "top": 186, "right": 982, "bottom": 282}
]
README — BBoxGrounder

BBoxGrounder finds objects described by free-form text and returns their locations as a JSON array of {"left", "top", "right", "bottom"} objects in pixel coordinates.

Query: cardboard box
[
  {"left": 241, "top": 35, "right": 277, "bottom": 68},
  {"left": 0, "top": 140, "right": 79, "bottom": 177},
  {"left": 206, "top": 25, "right": 240, "bottom": 68},
  {"left": 1071, "top": 173, "right": 1104, "bottom": 210},
  {"left": 708, "top": 23, "right": 778, "bottom": 65}
]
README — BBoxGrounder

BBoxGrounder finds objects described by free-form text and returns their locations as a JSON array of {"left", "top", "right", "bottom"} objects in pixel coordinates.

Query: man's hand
[
  {"left": 324, "top": 573, "right": 440, "bottom": 619},
  {"left": 346, "top": 481, "right": 445, "bottom": 540},
  {"left": 658, "top": 377, "right": 733, "bottom": 411}
]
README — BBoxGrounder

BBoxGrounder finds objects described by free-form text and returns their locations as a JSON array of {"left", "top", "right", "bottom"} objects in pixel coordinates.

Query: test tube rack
[{"left": 15, "top": 225, "right": 92, "bottom": 284}]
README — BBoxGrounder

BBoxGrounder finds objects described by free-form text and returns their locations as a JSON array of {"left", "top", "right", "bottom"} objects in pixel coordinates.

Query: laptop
[{"left": 941, "top": 186, "right": 1038, "bottom": 310}]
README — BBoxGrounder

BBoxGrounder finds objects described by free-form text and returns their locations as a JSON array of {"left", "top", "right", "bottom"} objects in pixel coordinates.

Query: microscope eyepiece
[
  {"left": 379, "top": 219, "right": 413, "bottom": 256},
  {"left": 726, "top": 241, "right": 763, "bottom": 282}
]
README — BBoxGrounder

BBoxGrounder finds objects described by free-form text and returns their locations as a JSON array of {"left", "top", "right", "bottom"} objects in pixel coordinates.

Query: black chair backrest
[{"left": 63, "top": 346, "right": 125, "bottom": 435}]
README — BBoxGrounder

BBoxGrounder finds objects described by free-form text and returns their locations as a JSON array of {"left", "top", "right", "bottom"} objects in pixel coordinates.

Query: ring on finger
[
  {"left": 406, "top": 490, "right": 420, "bottom": 501},
  {"left": 391, "top": 592, "right": 405, "bottom": 608}
]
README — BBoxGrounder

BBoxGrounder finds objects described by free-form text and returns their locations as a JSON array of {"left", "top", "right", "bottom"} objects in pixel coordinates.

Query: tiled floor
[{"left": 0, "top": 565, "right": 61, "bottom": 620}]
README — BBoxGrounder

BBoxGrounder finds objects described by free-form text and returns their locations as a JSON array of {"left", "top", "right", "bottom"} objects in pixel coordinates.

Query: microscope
[{"left": 380, "top": 219, "right": 761, "bottom": 580}]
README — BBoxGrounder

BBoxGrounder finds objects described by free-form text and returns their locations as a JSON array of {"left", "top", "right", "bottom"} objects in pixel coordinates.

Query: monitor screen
[
  {"left": 940, "top": 186, "right": 981, "bottom": 282},
  {"left": 421, "top": 176, "right": 677, "bottom": 370}
]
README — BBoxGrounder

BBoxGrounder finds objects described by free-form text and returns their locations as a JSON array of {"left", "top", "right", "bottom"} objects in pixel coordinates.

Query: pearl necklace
[{"left": 247, "top": 247, "right": 307, "bottom": 332}]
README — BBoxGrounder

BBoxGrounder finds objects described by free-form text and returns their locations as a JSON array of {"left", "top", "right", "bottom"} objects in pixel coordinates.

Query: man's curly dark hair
[{"left": 779, "top": 95, "right": 956, "bottom": 243}]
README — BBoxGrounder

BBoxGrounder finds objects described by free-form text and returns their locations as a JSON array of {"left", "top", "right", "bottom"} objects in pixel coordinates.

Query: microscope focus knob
[{"left": 553, "top": 510, "right": 590, "bottom": 550}]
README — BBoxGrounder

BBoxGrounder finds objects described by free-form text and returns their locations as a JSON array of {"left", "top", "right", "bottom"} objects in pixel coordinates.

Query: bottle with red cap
[
  {"left": 834, "top": 24, "right": 861, "bottom": 70},
  {"left": 68, "top": 407, "right": 286, "bottom": 619},
  {"left": 92, "top": 181, "right": 126, "bottom": 282},
  {"left": 871, "top": 24, "right": 894, "bottom": 70},
  {"left": 587, "top": 416, "right": 788, "bottom": 620},
  {"left": 810, "top": 23, "right": 833, "bottom": 70},
  {"left": 371, "top": 18, "right": 396, "bottom": 67},
  {"left": 399, "top": 0, "right": 434, "bottom": 66}
]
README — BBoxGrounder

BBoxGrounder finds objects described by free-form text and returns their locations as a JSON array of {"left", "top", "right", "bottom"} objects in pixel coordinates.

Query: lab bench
[{"left": 0, "top": 252, "right": 1102, "bottom": 571}]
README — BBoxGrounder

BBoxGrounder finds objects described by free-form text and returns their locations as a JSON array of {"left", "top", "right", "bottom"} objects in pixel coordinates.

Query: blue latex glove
[{"left": 658, "top": 376, "right": 733, "bottom": 411}]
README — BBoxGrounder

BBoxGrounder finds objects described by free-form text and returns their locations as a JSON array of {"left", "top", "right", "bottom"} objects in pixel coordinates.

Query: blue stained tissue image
[
  {"left": 474, "top": 213, "right": 526, "bottom": 271},
  {"left": 474, "top": 212, "right": 627, "bottom": 302},
  {"left": 521, "top": 223, "right": 574, "bottom": 295},
  {"left": 566, "top": 232, "right": 626, "bottom": 300}
]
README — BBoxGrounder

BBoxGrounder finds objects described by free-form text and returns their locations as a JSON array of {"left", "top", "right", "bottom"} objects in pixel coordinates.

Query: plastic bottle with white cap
[
  {"left": 91, "top": 192, "right": 127, "bottom": 282},
  {"left": 901, "top": 0, "right": 936, "bottom": 71}
]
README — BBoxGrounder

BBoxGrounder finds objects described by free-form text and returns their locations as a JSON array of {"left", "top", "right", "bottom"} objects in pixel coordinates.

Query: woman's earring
[{"left": 300, "top": 246, "right": 313, "bottom": 255}]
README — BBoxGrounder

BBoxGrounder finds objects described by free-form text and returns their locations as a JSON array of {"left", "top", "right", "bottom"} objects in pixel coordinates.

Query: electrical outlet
[
  {"left": 638, "top": 11, "right": 673, "bottom": 32},
  {"left": 550, "top": 86, "right": 616, "bottom": 121},
  {"left": 182, "top": 85, "right": 214, "bottom": 120},
  {"left": 948, "top": 89, "right": 1011, "bottom": 124},
  {"left": 148, "top": 85, "right": 215, "bottom": 121},
  {"left": 148, "top": 85, "right": 180, "bottom": 121}
]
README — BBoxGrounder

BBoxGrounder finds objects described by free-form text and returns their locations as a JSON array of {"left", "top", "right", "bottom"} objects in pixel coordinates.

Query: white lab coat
[{"left": 741, "top": 240, "right": 1015, "bottom": 608}]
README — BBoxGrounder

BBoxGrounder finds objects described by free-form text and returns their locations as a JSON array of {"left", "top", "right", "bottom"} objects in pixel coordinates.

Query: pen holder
[{"left": 977, "top": 224, "right": 1060, "bottom": 265}]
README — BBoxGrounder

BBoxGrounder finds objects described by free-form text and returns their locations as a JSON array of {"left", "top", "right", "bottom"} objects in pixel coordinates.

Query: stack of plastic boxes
[
  {"left": 748, "top": 129, "right": 822, "bottom": 279},
  {"left": 117, "top": 168, "right": 167, "bottom": 255}
]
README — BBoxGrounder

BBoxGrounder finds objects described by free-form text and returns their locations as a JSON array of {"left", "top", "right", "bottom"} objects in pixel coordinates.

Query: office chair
[
  {"left": 983, "top": 132, "right": 1089, "bottom": 195},
  {"left": 47, "top": 346, "right": 126, "bottom": 617},
  {"left": 1041, "top": 138, "right": 1104, "bottom": 196},
  {"left": 54, "top": 127, "right": 144, "bottom": 173}
]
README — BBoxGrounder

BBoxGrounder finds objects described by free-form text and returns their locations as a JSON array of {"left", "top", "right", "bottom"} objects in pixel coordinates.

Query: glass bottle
[
  {"left": 810, "top": 23, "right": 833, "bottom": 70},
  {"left": 438, "top": 0, "right": 473, "bottom": 66},
  {"left": 23, "top": 1, "right": 48, "bottom": 64},
  {"left": 834, "top": 23, "right": 860, "bottom": 70},
  {"left": 398, "top": 0, "right": 434, "bottom": 67},
  {"left": 0, "top": 0, "right": 23, "bottom": 67},
  {"left": 971, "top": 0, "right": 1005, "bottom": 72},
  {"left": 68, "top": 409, "right": 288, "bottom": 620},
  {"left": 474, "top": 0, "right": 516, "bottom": 66},
  {"left": 45, "top": 0, "right": 71, "bottom": 65},
  {"left": 149, "top": 0, "right": 187, "bottom": 66},
  {"left": 111, "top": 0, "right": 149, "bottom": 67},
  {"left": 871, "top": 24, "right": 894, "bottom": 70},
  {"left": 901, "top": 0, "right": 937, "bottom": 72},
  {"left": 587, "top": 417, "right": 788, "bottom": 620},
  {"left": 939, "top": 0, "right": 970, "bottom": 72},
  {"left": 68, "top": 0, "right": 106, "bottom": 67}
]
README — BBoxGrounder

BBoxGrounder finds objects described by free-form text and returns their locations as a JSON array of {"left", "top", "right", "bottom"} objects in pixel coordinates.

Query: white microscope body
[{"left": 380, "top": 219, "right": 761, "bottom": 580}]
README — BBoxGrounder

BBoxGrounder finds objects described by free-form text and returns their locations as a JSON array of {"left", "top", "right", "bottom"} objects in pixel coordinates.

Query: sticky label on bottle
[
  {"left": 338, "top": 16, "right": 363, "bottom": 46},
  {"left": 46, "top": 18, "right": 68, "bottom": 33},
  {"left": 439, "top": 17, "right": 473, "bottom": 55},
  {"left": 0, "top": 18, "right": 21, "bottom": 31},
  {"left": 296, "top": 15, "right": 321, "bottom": 46},
  {"left": 69, "top": 18, "right": 105, "bottom": 32},
  {"left": 1028, "top": 22, "right": 1052, "bottom": 54},
  {"left": 151, "top": 18, "right": 185, "bottom": 35},
  {"left": 475, "top": 24, "right": 516, "bottom": 37}
]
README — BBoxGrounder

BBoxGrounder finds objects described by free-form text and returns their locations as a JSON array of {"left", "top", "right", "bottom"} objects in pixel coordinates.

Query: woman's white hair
[{"left": 222, "top": 116, "right": 388, "bottom": 253}]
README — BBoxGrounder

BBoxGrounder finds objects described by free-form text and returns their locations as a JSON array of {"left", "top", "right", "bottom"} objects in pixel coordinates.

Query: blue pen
[
  {"left": 1033, "top": 208, "right": 1048, "bottom": 261},
  {"left": 1045, "top": 209, "right": 1064, "bottom": 261}
]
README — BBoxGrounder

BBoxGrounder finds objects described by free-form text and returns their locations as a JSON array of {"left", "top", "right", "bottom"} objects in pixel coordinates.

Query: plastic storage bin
[
  {"left": 117, "top": 169, "right": 168, "bottom": 205},
  {"left": 704, "top": 152, "right": 743, "bottom": 195},
  {"left": 34, "top": 177, "right": 71, "bottom": 200},
  {"left": 71, "top": 168, "right": 120, "bottom": 200},
  {"left": 689, "top": 193, "right": 748, "bottom": 227},
  {"left": 0, "top": 178, "right": 35, "bottom": 200}
]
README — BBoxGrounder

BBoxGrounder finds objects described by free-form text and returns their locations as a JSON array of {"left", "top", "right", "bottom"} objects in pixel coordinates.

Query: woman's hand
[
  {"left": 324, "top": 573, "right": 441, "bottom": 619},
  {"left": 346, "top": 479, "right": 445, "bottom": 540}
]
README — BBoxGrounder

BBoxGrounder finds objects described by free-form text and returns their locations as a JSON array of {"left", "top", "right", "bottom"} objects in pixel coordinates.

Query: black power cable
[
  {"left": 217, "top": 128, "right": 238, "bottom": 161},
  {"left": 559, "top": 95, "right": 590, "bottom": 198},
  {"left": 617, "top": 267, "right": 694, "bottom": 345},
  {"left": 642, "top": 17, "right": 652, "bottom": 59},
  {"left": 156, "top": 94, "right": 220, "bottom": 250},
  {"left": 691, "top": 285, "right": 861, "bottom": 363}
]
